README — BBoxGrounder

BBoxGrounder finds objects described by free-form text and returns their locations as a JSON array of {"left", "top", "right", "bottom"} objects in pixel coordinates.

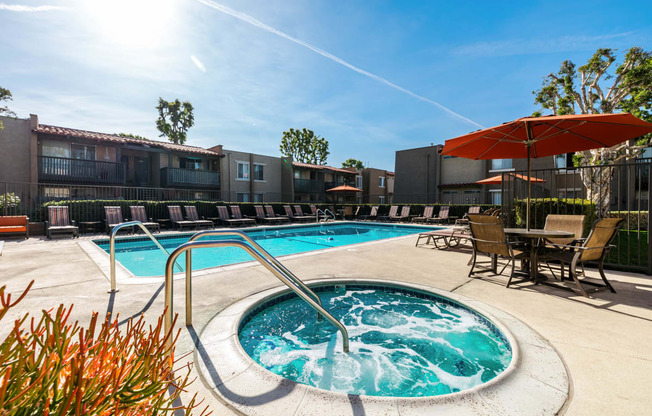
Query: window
[
  {"left": 490, "top": 189, "right": 502, "bottom": 205},
  {"left": 379, "top": 176, "right": 386, "bottom": 188},
  {"left": 442, "top": 155, "right": 457, "bottom": 159},
  {"left": 41, "top": 140, "right": 70, "bottom": 158},
  {"left": 181, "top": 157, "right": 201, "bottom": 170},
  {"left": 379, "top": 196, "right": 386, "bottom": 204},
  {"left": 236, "top": 161, "right": 250, "bottom": 180},
  {"left": 236, "top": 192, "right": 250, "bottom": 202},
  {"left": 558, "top": 188, "right": 582, "bottom": 199},
  {"left": 254, "top": 164, "right": 264, "bottom": 181},
  {"left": 555, "top": 153, "right": 574, "bottom": 170},
  {"left": 253, "top": 193, "right": 264, "bottom": 202},
  {"left": 71, "top": 144, "right": 95, "bottom": 160},
  {"left": 294, "top": 170, "right": 301, "bottom": 179},
  {"left": 355, "top": 175, "right": 363, "bottom": 189},
  {"left": 357, "top": 196, "right": 363, "bottom": 204},
  {"left": 491, "top": 159, "right": 512, "bottom": 171}
]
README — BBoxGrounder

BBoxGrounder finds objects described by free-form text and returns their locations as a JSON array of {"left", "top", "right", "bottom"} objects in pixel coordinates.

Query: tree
[
  {"left": 155, "top": 97, "right": 194, "bottom": 145},
  {"left": 533, "top": 47, "right": 652, "bottom": 214},
  {"left": 117, "top": 132, "right": 149, "bottom": 140},
  {"left": 342, "top": 158, "right": 365, "bottom": 169},
  {"left": 0, "top": 86, "right": 16, "bottom": 130},
  {"left": 280, "top": 128, "right": 329, "bottom": 165}
]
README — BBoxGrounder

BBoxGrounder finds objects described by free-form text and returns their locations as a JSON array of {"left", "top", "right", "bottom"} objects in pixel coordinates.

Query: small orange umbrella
[
  {"left": 476, "top": 173, "right": 546, "bottom": 185},
  {"left": 442, "top": 113, "right": 652, "bottom": 229},
  {"left": 326, "top": 184, "right": 363, "bottom": 192}
]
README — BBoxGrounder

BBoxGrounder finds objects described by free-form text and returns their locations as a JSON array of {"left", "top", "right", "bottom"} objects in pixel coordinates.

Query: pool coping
[
  {"left": 79, "top": 222, "right": 444, "bottom": 285},
  {"left": 195, "top": 278, "right": 569, "bottom": 415}
]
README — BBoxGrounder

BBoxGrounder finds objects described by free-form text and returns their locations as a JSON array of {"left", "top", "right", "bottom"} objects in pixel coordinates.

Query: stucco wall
[
  {"left": 0, "top": 116, "right": 33, "bottom": 183},
  {"left": 393, "top": 145, "right": 440, "bottom": 203},
  {"left": 221, "top": 149, "right": 283, "bottom": 201}
]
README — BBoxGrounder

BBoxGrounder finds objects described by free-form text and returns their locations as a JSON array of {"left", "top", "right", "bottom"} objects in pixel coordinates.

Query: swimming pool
[{"left": 94, "top": 222, "right": 439, "bottom": 277}]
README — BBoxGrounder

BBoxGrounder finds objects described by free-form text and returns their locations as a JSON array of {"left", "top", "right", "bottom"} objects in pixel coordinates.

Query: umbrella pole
[{"left": 525, "top": 120, "right": 534, "bottom": 231}]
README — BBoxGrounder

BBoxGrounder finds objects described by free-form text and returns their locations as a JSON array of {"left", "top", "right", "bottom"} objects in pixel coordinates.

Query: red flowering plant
[{"left": 0, "top": 282, "right": 210, "bottom": 415}]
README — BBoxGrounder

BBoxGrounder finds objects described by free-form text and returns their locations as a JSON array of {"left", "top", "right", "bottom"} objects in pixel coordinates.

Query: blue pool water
[
  {"left": 94, "top": 222, "right": 438, "bottom": 277},
  {"left": 239, "top": 285, "right": 512, "bottom": 397}
]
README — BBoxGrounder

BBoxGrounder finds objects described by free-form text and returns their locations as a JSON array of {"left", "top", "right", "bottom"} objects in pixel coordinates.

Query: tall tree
[
  {"left": 342, "top": 158, "right": 365, "bottom": 169},
  {"left": 155, "top": 97, "right": 194, "bottom": 145},
  {"left": 533, "top": 47, "right": 652, "bottom": 213},
  {"left": 280, "top": 128, "right": 329, "bottom": 165},
  {"left": 0, "top": 86, "right": 16, "bottom": 130}
]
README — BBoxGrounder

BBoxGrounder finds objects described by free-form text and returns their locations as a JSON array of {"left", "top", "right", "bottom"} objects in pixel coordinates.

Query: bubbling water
[{"left": 239, "top": 288, "right": 511, "bottom": 397}]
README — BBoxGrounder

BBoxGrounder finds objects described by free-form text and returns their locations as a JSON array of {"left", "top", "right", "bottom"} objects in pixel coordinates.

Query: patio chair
[
  {"left": 539, "top": 218, "right": 624, "bottom": 297},
  {"left": 284, "top": 205, "right": 312, "bottom": 222},
  {"left": 104, "top": 206, "right": 131, "bottom": 235},
  {"left": 389, "top": 206, "right": 410, "bottom": 222},
  {"left": 467, "top": 214, "right": 527, "bottom": 287},
  {"left": 294, "top": 205, "right": 315, "bottom": 222},
  {"left": 167, "top": 206, "right": 197, "bottom": 230},
  {"left": 46, "top": 206, "right": 78, "bottom": 239},
  {"left": 412, "top": 206, "right": 434, "bottom": 223},
  {"left": 455, "top": 206, "right": 481, "bottom": 226},
  {"left": 216, "top": 206, "right": 244, "bottom": 227},
  {"left": 543, "top": 214, "right": 586, "bottom": 246},
  {"left": 254, "top": 205, "right": 281, "bottom": 224},
  {"left": 378, "top": 205, "right": 398, "bottom": 222},
  {"left": 229, "top": 206, "right": 257, "bottom": 226},
  {"left": 184, "top": 206, "right": 214, "bottom": 229},
  {"left": 265, "top": 205, "right": 290, "bottom": 223},
  {"left": 129, "top": 206, "right": 160, "bottom": 233},
  {"left": 358, "top": 206, "right": 379, "bottom": 221},
  {"left": 427, "top": 206, "right": 452, "bottom": 224}
]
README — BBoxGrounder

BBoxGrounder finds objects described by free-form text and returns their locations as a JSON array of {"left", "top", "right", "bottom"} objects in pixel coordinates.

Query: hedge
[{"left": 512, "top": 198, "right": 597, "bottom": 237}]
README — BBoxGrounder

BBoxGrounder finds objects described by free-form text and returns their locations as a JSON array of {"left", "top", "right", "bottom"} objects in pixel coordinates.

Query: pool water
[
  {"left": 239, "top": 286, "right": 512, "bottom": 397},
  {"left": 94, "top": 222, "right": 437, "bottom": 277}
]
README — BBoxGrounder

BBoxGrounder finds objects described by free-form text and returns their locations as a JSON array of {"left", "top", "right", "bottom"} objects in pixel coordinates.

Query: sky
[{"left": 1, "top": 1, "right": 651, "bottom": 170}]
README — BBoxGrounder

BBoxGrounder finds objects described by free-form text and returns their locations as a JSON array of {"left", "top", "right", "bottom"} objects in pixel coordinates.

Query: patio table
[{"left": 504, "top": 228, "right": 575, "bottom": 283}]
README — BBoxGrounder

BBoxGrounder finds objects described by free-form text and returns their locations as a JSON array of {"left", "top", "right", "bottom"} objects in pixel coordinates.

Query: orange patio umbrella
[
  {"left": 441, "top": 113, "right": 652, "bottom": 229},
  {"left": 476, "top": 173, "right": 546, "bottom": 185},
  {"left": 326, "top": 184, "right": 363, "bottom": 192}
]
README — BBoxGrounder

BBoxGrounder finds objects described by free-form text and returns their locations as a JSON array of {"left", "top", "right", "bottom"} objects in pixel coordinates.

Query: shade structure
[
  {"left": 326, "top": 184, "right": 363, "bottom": 192},
  {"left": 476, "top": 173, "right": 546, "bottom": 185},
  {"left": 441, "top": 113, "right": 652, "bottom": 229}
]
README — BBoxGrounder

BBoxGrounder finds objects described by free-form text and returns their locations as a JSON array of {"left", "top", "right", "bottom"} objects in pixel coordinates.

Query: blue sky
[{"left": 1, "top": 1, "right": 651, "bottom": 170}]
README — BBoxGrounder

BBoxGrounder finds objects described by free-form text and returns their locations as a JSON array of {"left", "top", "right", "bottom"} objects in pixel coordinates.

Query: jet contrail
[
  {"left": 0, "top": 3, "right": 63, "bottom": 12},
  {"left": 195, "top": 0, "right": 484, "bottom": 129}
]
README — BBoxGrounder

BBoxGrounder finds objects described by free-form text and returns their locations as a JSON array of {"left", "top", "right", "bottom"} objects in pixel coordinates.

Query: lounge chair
[
  {"left": 229, "top": 206, "right": 256, "bottom": 226},
  {"left": 46, "top": 206, "right": 78, "bottom": 239},
  {"left": 412, "top": 206, "right": 434, "bottom": 223},
  {"left": 389, "top": 206, "right": 410, "bottom": 222},
  {"left": 129, "top": 206, "right": 160, "bottom": 233},
  {"left": 265, "top": 205, "right": 290, "bottom": 223},
  {"left": 358, "top": 206, "right": 379, "bottom": 221},
  {"left": 294, "top": 205, "right": 315, "bottom": 222},
  {"left": 467, "top": 214, "right": 527, "bottom": 287},
  {"left": 184, "top": 206, "right": 214, "bottom": 229},
  {"left": 378, "top": 205, "right": 398, "bottom": 222},
  {"left": 455, "top": 206, "right": 482, "bottom": 226},
  {"left": 284, "top": 205, "right": 312, "bottom": 222},
  {"left": 167, "top": 206, "right": 197, "bottom": 230},
  {"left": 539, "top": 218, "right": 624, "bottom": 297},
  {"left": 427, "top": 206, "right": 454, "bottom": 224},
  {"left": 415, "top": 228, "right": 471, "bottom": 249},
  {"left": 254, "top": 205, "right": 281, "bottom": 224},
  {"left": 104, "top": 206, "right": 131, "bottom": 235},
  {"left": 217, "top": 206, "right": 244, "bottom": 227}
]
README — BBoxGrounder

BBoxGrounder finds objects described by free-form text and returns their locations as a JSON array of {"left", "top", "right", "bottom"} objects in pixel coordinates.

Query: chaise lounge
[{"left": 46, "top": 206, "right": 78, "bottom": 239}]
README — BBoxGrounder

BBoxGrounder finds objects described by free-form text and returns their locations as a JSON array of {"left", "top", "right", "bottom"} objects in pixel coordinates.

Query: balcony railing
[
  {"left": 38, "top": 156, "right": 126, "bottom": 185},
  {"left": 294, "top": 178, "right": 323, "bottom": 193},
  {"left": 160, "top": 167, "right": 220, "bottom": 189}
]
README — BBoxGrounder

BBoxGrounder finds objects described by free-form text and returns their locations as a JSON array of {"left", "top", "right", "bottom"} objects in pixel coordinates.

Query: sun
[{"left": 82, "top": 0, "right": 176, "bottom": 49}]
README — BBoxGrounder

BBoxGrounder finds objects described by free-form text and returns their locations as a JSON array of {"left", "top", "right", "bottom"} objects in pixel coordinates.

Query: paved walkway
[{"left": 0, "top": 233, "right": 650, "bottom": 415}]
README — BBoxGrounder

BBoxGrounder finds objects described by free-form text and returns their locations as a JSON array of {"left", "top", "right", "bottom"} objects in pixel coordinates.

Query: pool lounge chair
[
  {"left": 389, "top": 206, "right": 411, "bottom": 222},
  {"left": 284, "top": 205, "right": 312, "bottom": 222},
  {"left": 46, "top": 206, "right": 78, "bottom": 239},
  {"left": 104, "top": 206, "right": 131, "bottom": 235},
  {"left": 412, "top": 206, "right": 434, "bottom": 223},
  {"left": 427, "top": 206, "right": 454, "bottom": 224},
  {"left": 129, "top": 206, "right": 160, "bottom": 233},
  {"left": 168, "top": 206, "right": 197, "bottom": 230},
  {"left": 184, "top": 206, "right": 214, "bottom": 229},
  {"left": 217, "top": 206, "right": 244, "bottom": 227},
  {"left": 378, "top": 206, "right": 399, "bottom": 222},
  {"left": 455, "top": 206, "right": 482, "bottom": 226},
  {"left": 358, "top": 206, "right": 379, "bottom": 221},
  {"left": 294, "top": 205, "right": 315, "bottom": 222},
  {"left": 265, "top": 205, "right": 290, "bottom": 223},
  {"left": 229, "top": 206, "right": 257, "bottom": 226},
  {"left": 254, "top": 205, "right": 282, "bottom": 224}
]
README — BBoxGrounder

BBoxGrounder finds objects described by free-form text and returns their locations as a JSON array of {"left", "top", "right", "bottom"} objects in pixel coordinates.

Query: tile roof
[
  {"left": 35, "top": 124, "right": 223, "bottom": 157},
  {"left": 292, "top": 161, "right": 354, "bottom": 174}
]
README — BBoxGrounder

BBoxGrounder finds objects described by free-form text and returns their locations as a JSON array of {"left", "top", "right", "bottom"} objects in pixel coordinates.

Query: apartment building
[{"left": 292, "top": 162, "right": 357, "bottom": 203}]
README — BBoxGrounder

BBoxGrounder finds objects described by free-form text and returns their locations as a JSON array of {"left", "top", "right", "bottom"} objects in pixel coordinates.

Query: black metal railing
[
  {"left": 294, "top": 178, "right": 323, "bottom": 193},
  {"left": 38, "top": 156, "right": 126, "bottom": 185},
  {"left": 160, "top": 167, "right": 220, "bottom": 189}
]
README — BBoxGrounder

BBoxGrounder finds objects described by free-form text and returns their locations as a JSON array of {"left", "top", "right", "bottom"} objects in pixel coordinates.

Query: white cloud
[
  {"left": 0, "top": 3, "right": 64, "bottom": 12},
  {"left": 191, "top": 55, "right": 207, "bottom": 72},
  {"left": 454, "top": 32, "right": 633, "bottom": 57}
]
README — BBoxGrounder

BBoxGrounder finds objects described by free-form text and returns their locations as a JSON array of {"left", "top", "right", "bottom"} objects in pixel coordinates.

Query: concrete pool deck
[{"left": 0, "top": 229, "right": 651, "bottom": 415}]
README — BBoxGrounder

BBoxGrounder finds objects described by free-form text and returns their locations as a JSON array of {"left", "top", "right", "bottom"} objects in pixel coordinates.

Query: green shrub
[{"left": 513, "top": 198, "right": 596, "bottom": 236}]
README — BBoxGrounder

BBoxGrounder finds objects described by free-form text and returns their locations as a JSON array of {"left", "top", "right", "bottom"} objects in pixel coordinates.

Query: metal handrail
[
  {"left": 109, "top": 221, "right": 182, "bottom": 292},
  {"left": 187, "top": 229, "right": 323, "bottom": 308},
  {"left": 164, "top": 239, "right": 350, "bottom": 353},
  {"left": 316, "top": 208, "right": 330, "bottom": 222},
  {"left": 324, "top": 209, "right": 337, "bottom": 222}
]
